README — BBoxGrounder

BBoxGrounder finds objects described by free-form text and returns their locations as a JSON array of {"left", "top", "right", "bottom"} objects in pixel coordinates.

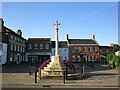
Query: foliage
[
  {"left": 106, "top": 54, "right": 120, "bottom": 68},
  {"left": 106, "top": 54, "right": 115, "bottom": 62},
  {"left": 114, "top": 44, "right": 120, "bottom": 49}
]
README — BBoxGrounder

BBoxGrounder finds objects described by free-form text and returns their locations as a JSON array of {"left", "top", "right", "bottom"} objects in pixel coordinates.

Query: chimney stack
[
  {"left": 17, "top": 30, "right": 22, "bottom": 36},
  {"left": 66, "top": 34, "right": 69, "bottom": 40},
  {"left": 92, "top": 34, "right": 95, "bottom": 40},
  {"left": 0, "top": 18, "right": 4, "bottom": 32}
]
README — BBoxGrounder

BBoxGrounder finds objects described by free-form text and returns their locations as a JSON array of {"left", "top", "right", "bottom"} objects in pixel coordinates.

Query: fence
[{"left": 32, "top": 65, "right": 85, "bottom": 84}]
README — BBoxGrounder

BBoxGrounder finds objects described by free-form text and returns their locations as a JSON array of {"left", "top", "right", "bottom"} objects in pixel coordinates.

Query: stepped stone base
[{"left": 41, "top": 55, "right": 66, "bottom": 78}]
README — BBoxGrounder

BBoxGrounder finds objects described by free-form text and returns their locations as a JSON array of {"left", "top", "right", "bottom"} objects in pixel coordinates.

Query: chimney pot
[
  {"left": 66, "top": 34, "right": 69, "bottom": 40},
  {"left": 92, "top": 34, "right": 95, "bottom": 39},
  {"left": 17, "top": 30, "right": 22, "bottom": 36}
]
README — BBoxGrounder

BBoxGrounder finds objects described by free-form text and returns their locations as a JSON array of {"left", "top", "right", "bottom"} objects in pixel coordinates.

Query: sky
[{"left": 2, "top": 2, "right": 118, "bottom": 46}]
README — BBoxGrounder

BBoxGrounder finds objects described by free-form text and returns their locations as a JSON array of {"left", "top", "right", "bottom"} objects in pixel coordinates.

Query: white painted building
[
  {"left": 115, "top": 51, "right": 120, "bottom": 56},
  {"left": 51, "top": 41, "right": 69, "bottom": 61},
  {"left": 0, "top": 43, "right": 7, "bottom": 64}
]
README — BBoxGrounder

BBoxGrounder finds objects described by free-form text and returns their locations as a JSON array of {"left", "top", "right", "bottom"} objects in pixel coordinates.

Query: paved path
[{"left": 1, "top": 63, "right": 119, "bottom": 88}]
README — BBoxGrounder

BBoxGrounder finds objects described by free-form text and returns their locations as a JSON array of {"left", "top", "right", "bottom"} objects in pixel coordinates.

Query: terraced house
[
  {"left": 26, "top": 38, "right": 69, "bottom": 63},
  {"left": 1, "top": 18, "right": 100, "bottom": 64},
  {"left": 1, "top": 18, "right": 26, "bottom": 64},
  {"left": 26, "top": 38, "right": 52, "bottom": 63},
  {"left": 67, "top": 34, "right": 100, "bottom": 62}
]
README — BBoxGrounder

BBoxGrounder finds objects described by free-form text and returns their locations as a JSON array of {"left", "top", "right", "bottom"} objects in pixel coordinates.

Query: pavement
[{"left": 1, "top": 62, "right": 119, "bottom": 88}]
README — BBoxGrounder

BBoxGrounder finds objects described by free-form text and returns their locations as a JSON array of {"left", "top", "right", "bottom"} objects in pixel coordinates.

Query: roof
[
  {"left": 3, "top": 26, "right": 26, "bottom": 40},
  {"left": 52, "top": 41, "right": 68, "bottom": 48},
  {"left": 68, "top": 39, "right": 98, "bottom": 44},
  {"left": 99, "top": 46, "right": 113, "bottom": 49},
  {"left": 28, "top": 38, "right": 51, "bottom": 43}
]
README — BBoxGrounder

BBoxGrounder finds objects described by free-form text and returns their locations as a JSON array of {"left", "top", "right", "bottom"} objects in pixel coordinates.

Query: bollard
[
  {"left": 63, "top": 70, "right": 65, "bottom": 84},
  {"left": 29, "top": 72, "right": 31, "bottom": 75},
  {"left": 39, "top": 68, "right": 41, "bottom": 79},
  {"left": 35, "top": 70, "right": 37, "bottom": 83},
  {"left": 66, "top": 68, "right": 67, "bottom": 80},
  {"left": 82, "top": 65, "right": 84, "bottom": 76}
]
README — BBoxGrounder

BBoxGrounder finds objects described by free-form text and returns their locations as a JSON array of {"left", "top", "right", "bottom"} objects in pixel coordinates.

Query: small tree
[
  {"left": 114, "top": 56, "right": 120, "bottom": 68},
  {"left": 106, "top": 54, "right": 120, "bottom": 68},
  {"left": 106, "top": 54, "right": 114, "bottom": 62}
]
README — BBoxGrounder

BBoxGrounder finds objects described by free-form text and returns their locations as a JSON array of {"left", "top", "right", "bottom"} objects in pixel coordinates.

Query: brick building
[
  {"left": 99, "top": 46, "right": 113, "bottom": 61},
  {"left": 67, "top": 34, "right": 99, "bottom": 62},
  {"left": 26, "top": 38, "right": 52, "bottom": 63},
  {"left": 0, "top": 18, "right": 26, "bottom": 64},
  {"left": 26, "top": 38, "right": 69, "bottom": 63}
]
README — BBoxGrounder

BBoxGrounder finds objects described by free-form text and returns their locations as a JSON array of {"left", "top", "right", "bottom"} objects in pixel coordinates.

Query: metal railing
[{"left": 36, "top": 65, "right": 84, "bottom": 84}]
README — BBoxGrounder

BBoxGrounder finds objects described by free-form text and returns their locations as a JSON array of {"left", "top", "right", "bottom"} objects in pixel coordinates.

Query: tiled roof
[
  {"left": 68, "top": 39, "right": 98, "bottom": 44},
  {"left": 99, "top": 46, "right": 113, "bottom": 49},
  {"left": 28, "top": 38, "right": 51, "bottom": 43},
  {"left": 52, "top": 41, "right": 68, "bottom": 48},
  {"left": 3, "top": 26, "right": 26, "bottom": 40}
]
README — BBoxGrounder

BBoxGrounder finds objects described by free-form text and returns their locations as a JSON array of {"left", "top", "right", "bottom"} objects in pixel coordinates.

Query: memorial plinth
[{"left": 41, "top": 21, "right": 66, "bottom": 78}]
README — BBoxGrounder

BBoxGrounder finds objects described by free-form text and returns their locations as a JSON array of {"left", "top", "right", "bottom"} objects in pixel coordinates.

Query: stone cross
[{"left": 53, "top": 21, "right": 60, "bottom": 56}]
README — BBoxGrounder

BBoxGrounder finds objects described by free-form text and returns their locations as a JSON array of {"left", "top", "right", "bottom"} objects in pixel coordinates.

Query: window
[
  {"left": 18, "top": 38, "right": 20, "bottom": 42},
  {"left": 21, "top": 39, "right": 22, "bottom": 43},
  {"left": 11, "top": 35, "right": 13, "bottom": 40},
  {"left": 72, "top": 55, "right": 75, "bottom": 61},
  {"left": 14, "top": 45, "right": 16, "bottom": 51},
  {"left": 65, "top": 49, "right": 67, "bottom": 53},
  {"left": 28, "top": 44, "right": 32, "bottom": 49},
  {"left": 19, "top": 46, "right": 21, "bottom": 52},
  {"left": 18, "top": 46, "right": 19, "bottom": 52},
  {"left": 94, "top": 55, "right": 96, "bottom": 61},
  {"left": 11, "top": 44, "right": 13, "bottom": 50},
  {"left": 16, "top": 45, "right": 18, "bottom": 51},
  {"left": 88, "top": 47, "right": 91, "bottom": 52},
  {"left": 14, "top": 54, "right": 17, "bottom": 61},
  {"left": 89, "top": 56, "right": 92, "bottom": 61},
  {"left": 0, "top": 43, "right": 2, "bottom": 50},
  {"left": 16, "top": 37, "right": 18, "bottom": 41},
  {"left": 77, "top": 56, "right": 81, "bottom": 61},
  {"left": 82, "top": 47, "right": 86, "bottom": 52},
  {"left": 14, "top": 36, "right": 16, "bottom": 41},
  {"left": 0, "top": 56, "right": 1, "bottom": 63},
  {"left": 77, "top": 47, "right": 80, "bottom": 52},
  {"left": 23, "top": 55, "right": 24, "bottom": 61},
  {"left": 40, "top": 44, "right": 43, "bottom": 49},
  {"left": 34, "top": 44, "right": 38, "bottom": 49},
  {"left": 65, "top": 56, "right": 67, "bottom": 60},
  {"left": 46, "top": 44, "right": 49, "bottom": 49},
  {"left": 10, "top": 54, "right": 13, "bottom": 62},
  {"left": 23, "top": 47, "right": 25, "bottom": 52},
  {"left": 83, "top": 56, "right": 87, "bottom": 61},
  {"left": 72, "top": 47, "right": 75, "bottom": 52},
  {"left": 22, "top": 47, "right": 23, "bottom": 52},
  {"left": 23, "top": 40, "right": 25, "bottom": 44},
  {"left": 93, "top": 47, "right": 96, "bottom": 52},
  {"left": 20, "top": 46, "right": 22, "bottom": 52}
]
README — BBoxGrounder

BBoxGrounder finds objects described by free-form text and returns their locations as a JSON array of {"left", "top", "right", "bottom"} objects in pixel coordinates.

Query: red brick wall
[{"left": 69, "top": 45, "right": 100, "bottom": 62}]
